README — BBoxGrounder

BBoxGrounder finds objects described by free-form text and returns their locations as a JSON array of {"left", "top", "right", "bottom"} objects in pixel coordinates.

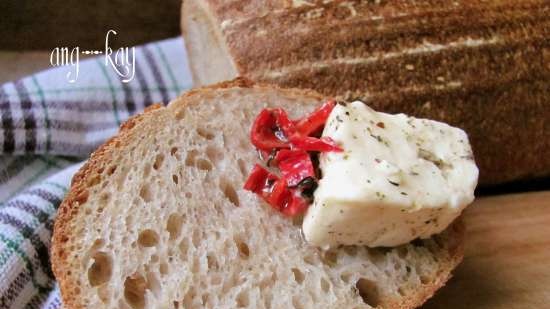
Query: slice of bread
[{"left": 51, "top": 78, "right": 464, "bottom": 309}]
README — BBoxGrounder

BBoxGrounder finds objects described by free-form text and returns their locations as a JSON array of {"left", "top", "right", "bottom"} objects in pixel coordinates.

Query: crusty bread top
[
  {"left": 52, "top": 78, "right": 463, "bottom": 309},
  {"left": 184, "top": 0, "right": 550, "bottom": 185},
  {"left": 201, "top": 0, "right": 547, "bottom": 78}
]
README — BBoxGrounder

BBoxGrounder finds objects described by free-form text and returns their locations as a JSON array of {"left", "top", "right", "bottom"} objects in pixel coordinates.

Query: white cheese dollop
[{"left": 303, "top": 101, "right": 478, "bottom": 248}]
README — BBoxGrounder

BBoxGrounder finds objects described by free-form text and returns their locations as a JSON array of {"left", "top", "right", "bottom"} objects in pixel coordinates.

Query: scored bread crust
[
  {"left": 52, "top": 78, "right": 464, "bottom": 309},
  {"left": 181, "top": 0, "right": 550, "bottom": 186}
]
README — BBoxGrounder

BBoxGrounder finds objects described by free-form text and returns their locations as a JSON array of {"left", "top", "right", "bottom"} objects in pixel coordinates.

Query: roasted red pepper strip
[
  {"left": 246, "top": 100, "right": 343, "bottom": 217},
  {"left": 281, "top": 195, "right": 308, "bottom": 217},
  {"left": 266, "top": 177, "right": 289, "bottom": 209},
  {"left": 243, "top": 164, "right": 307, "bottom": 216},
  {"left": 243, "top": 164, "right": 272, "bottom": 193},
  {"left": 275, "top": 149, "right": 315, "bottom": 187},
  {"left": 289, "top": 135, "right": 343, "bottom": 152},
  {"left": 250, "top": 109, "right": 289, "bottom": 151},
  {"left": 272, "top": 108, "right": 296, "bottom": 138},
  {"left": 294, "top": 100, "right": 336, "bottom": 136}
]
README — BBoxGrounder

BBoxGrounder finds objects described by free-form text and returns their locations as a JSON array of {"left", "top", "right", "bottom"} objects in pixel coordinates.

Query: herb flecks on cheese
[{"left": 303, "top": 101, "right": 478, "bottom": 248}]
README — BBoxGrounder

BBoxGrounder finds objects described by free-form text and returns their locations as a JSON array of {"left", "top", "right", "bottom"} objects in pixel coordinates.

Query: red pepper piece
[
  {"left": 274, "top": 149, "right": 315, "bottom": 187},
  {"left": 289, "top": 135, "right": 343, "bottom": 152},
  {"left": 294, "top": 100, "right": 337, "bottom": 136},
  {"left": 245, "top": 100, "right": 343, "bottom": 217},
  {"left": 243, "top": 164, "right": 271, "bottom": 193},
  {"left": 268, "top": 179, "right": 308, "bottom": 217},
  {"left": 266, "top": 177, "right": 289, "bottom": 209},
  {"left": 243, "top": 164, "right": 309, "bottom": 216},
  {"left": 250, "top": 109, "right": 289, "bottom": 151},
  {"left": 281, "top": 194, "right": 309, "bottom": 217},
  {"left": 272, "top": 108, "right": 296, "bottom": 138}
]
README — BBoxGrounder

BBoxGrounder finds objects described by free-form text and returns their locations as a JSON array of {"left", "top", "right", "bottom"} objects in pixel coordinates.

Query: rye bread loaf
[
  {"left": 181, "top": 0, "right": 550, "bottom": 186},
  {"left": 51, "top": 78, "right": 464, "bottom": 309}
]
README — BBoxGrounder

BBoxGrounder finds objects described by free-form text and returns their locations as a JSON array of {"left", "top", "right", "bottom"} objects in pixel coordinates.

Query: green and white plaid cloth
[{"left": 0, "top": 37, "right": 192, "bottom": 308}]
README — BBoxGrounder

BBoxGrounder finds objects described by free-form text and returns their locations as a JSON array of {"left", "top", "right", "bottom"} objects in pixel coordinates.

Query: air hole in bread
[
  {"left": 220, "top": 178, "right": 240, "bottom": 207},
  {"left": 185, "top": 150, "right": 199, "bottom": 166},
  {"left": 115, "top": 166, "right": 129, "bottom": 189},
  {"left": 367, "top": 248, "right": 388, "bottom": 265},
  {"left": 237, "top": 159, "right": 247, "bottom": 176},
  {"left": 192, "top": 230, "right": 201, "bottom": 248},
  {"left": 207, "top": 255, "right": 218, "bottom": 270},
  {"left": 197, "top": 127, "right": 216, "bottom": 140},
  {"left": 340, "top": 273, "right": 351, "bottom": 283},
  {"left": 397, "top": 247, "right": 408, "bottom": 259},
  {"left": 398, "top": 287, "right": 406, "bottom": 296},
  {"left": 124, "top": 274, "right": 147, "bottom": 309},
  {"left": 355, "top": 278, "right": 380, "bottom": 307},
  {"left": 125, "top": 214, "right": 135, "bottom": 229},
  {"left": 303, "top": 254, "right": 316, "bottom": 265},
  {"left": 87, "top": 252, "right": 112, "bottom": 286},
  {"left": 322, "top": 250, "right": 338, "bottom": 266},
  {"left": 396, "top": 260, "right": 407, "bottom": 272},
  {"left": 159, "top": 262, "right": 169, "bottom": 275},
  {"left": 343, "top": 246, "right": 358, "bottom": 257},
  {"left": 196, "top": 158, "right": 213, "bottom": 171},
  {"left": 236, "top": 240, "right": 250, "bottom": 258},
  {"left": 168, "top": 248, "right": 175, "bottom": 260},
  {"left": 291, "top": 215, "right": 303, "bottom": 227},
  {"left": 236, "top": 291, "right": 249, "bottom": 307},
  {"left": 138, "top": 229, "right": 159, "bottom": 247},
  {"left": 206, "top": 145, "right": 223, "bottom": 163},
  {"left": 182, "top": 288, "right": 196, "bottom": 307},
  {"left": 175, "top": 109, "right": 185, "bottom": 120},
  {"left": 321, "top": 277, "right": 331, "bottom": 293},
  {"left": 143, "top": 163, "right": 152, "bottom": 178},
  {"left": 420, "top": 275, "right": 430, "bottom": 284},
  {"left": 91, "top": 238, "right": 105, "bottom": 250},
  {"left": 139, "top": 185, "right": 153, "bottom": 203},
  {"left": 87, "top": 174, "right": 101, "bottom": 187},
  {"left": 166, "top": 213, "right": 184, "bottom": 240},
  {"left": 101, "top": 180, "right": 110, "bottom": 189},
  {"left": 170, "top": 147, "right": 181, "bottom": 160},
  {"left": 292, "top": 268, "right": 305, "bottom": 284},
  {"left": 153, "top": 154, "right": 165, "bottom": 170},
  {"left": 185, "top": 192, "right": 192, "bottom": 199},
  {"left": 179, "top": 239, "right": 189, "bottom": 256},
  {"left": 172, "top": 174, "right": 179, "bottom": 185},
  {"left": 106, "top": 165, "right": 117, "bottom": 175},
  {"left": 99, "top": 192, "right": 110, "bottom": 204}
]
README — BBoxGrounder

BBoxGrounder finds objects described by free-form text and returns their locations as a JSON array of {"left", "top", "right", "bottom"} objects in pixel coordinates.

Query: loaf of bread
[
  {"left": 52, "top": 78, "right": 464, "bottom": 309},
  {"left": 181, "top": 0, "right": 550, "bottom": 185}
]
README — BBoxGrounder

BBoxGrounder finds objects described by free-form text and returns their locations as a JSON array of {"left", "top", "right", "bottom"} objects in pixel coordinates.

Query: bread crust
[
  {"left": 52, "top": 78, "right": 464, "bottom": 309},
  {"left": 182, "top": 0, "right": 550, "bottom": 185}
]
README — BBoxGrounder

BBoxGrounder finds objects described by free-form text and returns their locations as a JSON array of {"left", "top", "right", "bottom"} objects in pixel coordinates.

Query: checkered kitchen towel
[{"left": 0, "top": 37, "right": 192, "bottom": 309}]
